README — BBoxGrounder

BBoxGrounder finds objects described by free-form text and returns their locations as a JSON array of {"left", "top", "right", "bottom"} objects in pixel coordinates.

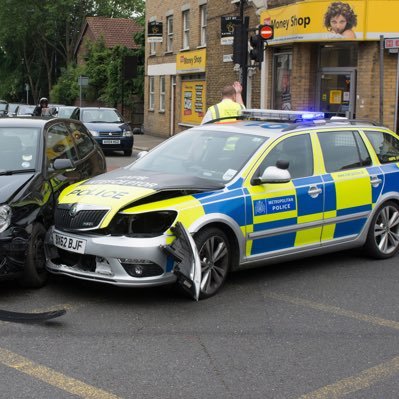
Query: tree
[{"left": 0, "top": 0, "right": 144, "bottom": 102}]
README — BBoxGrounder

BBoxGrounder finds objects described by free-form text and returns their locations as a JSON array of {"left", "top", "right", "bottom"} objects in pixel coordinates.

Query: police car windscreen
[{"left": 131, "top": 129, "right": 267, "bottom": 183}]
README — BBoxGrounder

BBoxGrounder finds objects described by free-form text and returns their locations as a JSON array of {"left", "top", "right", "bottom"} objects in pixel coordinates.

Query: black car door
[
  {"left": 45, "top": 121, "right": 82, "bottom": 203},
  {"left": 67, "top": 120, "right": 106, "bottom": 179}
]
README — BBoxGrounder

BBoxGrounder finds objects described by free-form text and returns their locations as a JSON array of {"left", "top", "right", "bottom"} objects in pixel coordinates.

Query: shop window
[
  {"left": 167, "top": 15, "right": 173, "bottom": 52},
  {"left": 149, "top": 76, "right": 155, "bottom": 110},
  {"left": 199, "top": 5, "right": 207, "bottom": 47},
  {"left": 272, "top": 51, "right": 292, "bottom": 110},
  {"left": 182, "top": 10, "right": 190, "bottom": 49},
  {"left": 159, "top": 76, "right": 166, "bottom": 112},
  {"left": 319, "top": 43, "right": 358, "bottom": 68}
]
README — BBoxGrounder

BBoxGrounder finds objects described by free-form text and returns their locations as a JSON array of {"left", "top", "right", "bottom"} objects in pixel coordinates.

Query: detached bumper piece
[{"left": 162, "top": 222, "right": 201, "bottom": 301}]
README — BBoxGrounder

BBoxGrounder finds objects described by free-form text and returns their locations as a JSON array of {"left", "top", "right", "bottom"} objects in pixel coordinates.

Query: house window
[
  {"left": 159, "top": 76, "right": 166, "bottom": 112},
  {"left": 182, "top": 10, "right": 190, "bottom": 49},
  {"left": 149, "top": 76, "right": 155, "bottom": 110},
  {"left": 200, "top": 5, "right": 207, "bottom": 46},
  {"left": 167, "top": 15, "right": 174, "bottom": 52},
  {"left": 150, "top": 41, "right": 156, "bottom": 56}
]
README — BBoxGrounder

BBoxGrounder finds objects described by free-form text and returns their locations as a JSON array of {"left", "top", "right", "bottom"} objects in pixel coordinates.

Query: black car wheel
[
  {"left": 19, "top": 223, "right": 48, "bottom": 288},
  {"left": 365, "top": 201, "right": 399, "bottom": 259},
  {"left": 194, "top": 227, "right": 231, "bottom": 299},
  {"left": 124, "top": 149, "right": 133, "bottom": 156}
]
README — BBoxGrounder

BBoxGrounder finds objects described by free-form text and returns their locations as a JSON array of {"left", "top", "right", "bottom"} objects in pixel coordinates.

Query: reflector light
[{"left": 241, "top": 109, "right": 325, "bottom": 122}]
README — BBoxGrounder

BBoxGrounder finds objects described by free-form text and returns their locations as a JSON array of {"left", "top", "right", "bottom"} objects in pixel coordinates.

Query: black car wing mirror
[{"left": 52, "top": 158, "right": 75, "bottom": 171}]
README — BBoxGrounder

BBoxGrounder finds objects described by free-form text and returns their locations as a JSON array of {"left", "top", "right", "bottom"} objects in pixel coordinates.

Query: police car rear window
[{"left": 365, "top": 131, "right": 399, "bottom": 164}]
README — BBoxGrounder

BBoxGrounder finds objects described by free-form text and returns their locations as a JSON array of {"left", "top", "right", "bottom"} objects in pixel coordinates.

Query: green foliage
[
  {"left": 0, "top": 0, "right": 145, "bottom": 102},
  {"left": 50, "top": 64, "right": 84, "bottom": 105}
]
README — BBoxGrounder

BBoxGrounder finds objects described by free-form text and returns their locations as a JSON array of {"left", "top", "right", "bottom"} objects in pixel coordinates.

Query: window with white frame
[
  {"left": 167, "top": 15, "right": 174, "bottom": 52},
  {"left": 182, "top": 10, "right": 190, "bottom": 49},
  {"left": 149, "top": 76, "right": 155, "bottom": 110},
  {"left": 159, "top": 76, "right": 166, "bottom": 111},
  {"left": 200, "top": 5, "right": 207, "bottom": 46}
]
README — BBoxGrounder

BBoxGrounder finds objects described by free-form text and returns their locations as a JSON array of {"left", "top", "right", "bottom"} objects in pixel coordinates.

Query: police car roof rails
[
  {"left": 240, "top": 109, "right": 325, "bottom": 122},
  {"left": 282, "top": 117, "right": 380, "bottom": 132},
  {"left": 203, "top": 115, "right": 247, "bottom": 124}
]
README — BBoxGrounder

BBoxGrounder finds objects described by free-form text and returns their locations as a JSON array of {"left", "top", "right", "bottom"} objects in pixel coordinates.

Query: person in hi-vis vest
[{"left": 201, "top": 81, "right": 245, "bottom": 124}]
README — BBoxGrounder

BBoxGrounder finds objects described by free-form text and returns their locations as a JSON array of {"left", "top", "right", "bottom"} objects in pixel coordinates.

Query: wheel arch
[{"left": 190, "top": 219, "right": 242, "bottom": 270}]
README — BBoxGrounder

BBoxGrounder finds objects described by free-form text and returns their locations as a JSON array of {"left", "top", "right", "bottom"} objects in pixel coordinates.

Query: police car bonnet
[{"left": 83, "top": 168, "right": 224, "bottom": 192}]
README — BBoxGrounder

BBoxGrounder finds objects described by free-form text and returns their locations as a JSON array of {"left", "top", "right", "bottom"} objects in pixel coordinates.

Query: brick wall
[{"left": 357, "top": 42, "right": 397, "bottom": 129}]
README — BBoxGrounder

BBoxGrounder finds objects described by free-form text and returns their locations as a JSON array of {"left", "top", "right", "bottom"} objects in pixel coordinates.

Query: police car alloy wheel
[
  {"left": 195, "top": 227, "right": 231, "bottom": 299},
  {"left": 366, "top": 201, "right": 399, "bottom": 259}
]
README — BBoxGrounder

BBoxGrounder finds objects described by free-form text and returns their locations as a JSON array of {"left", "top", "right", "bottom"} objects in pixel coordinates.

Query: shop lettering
[
  {"left": 180, "top": 56, "right": 202, "bottom": 65},
  {"left": 68, "top": 189, "right": 129, "bottom": 199},
  {"left": 271, "top": 15, "right": 311, "bottom": 30}
]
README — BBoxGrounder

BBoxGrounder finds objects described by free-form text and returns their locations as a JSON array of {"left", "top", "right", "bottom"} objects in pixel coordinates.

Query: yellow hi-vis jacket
[{"left": 209, "top": 99, "right": 245, "bottom": 121}]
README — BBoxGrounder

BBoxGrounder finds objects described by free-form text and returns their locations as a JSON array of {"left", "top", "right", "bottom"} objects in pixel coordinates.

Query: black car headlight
[
  {"left": 0, "top": 205, "right": 11, "bottom": 233},
  {"left": 108, "top": 210, "right": 178, "bottom": 237}
]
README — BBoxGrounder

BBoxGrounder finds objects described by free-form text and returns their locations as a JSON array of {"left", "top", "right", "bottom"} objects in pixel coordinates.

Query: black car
[
  {"left": 70, "top": 107, "right": 134, "bottom": 156},
  {"left": 0, "top": 117, "right": 106, "bottom": 287}
]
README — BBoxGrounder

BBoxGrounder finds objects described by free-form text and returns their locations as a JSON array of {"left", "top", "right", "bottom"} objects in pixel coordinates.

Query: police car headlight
[
  {"left": 89, "top": 130, "right": 100, "bottom": 137},
  {"left": 0, "top": 205, "right": 11, "bottom": 233},
  {"left": 109, "top": 211, "right": 178, "bottom": 237},
  {"left": 123, "top": 129, "right": 133, "bottom": 137}
]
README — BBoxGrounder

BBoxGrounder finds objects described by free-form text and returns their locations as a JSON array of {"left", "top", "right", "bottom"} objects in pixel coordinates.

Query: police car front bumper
[{"left": 44, "top": 226, "right": 177, "bottom": 287}]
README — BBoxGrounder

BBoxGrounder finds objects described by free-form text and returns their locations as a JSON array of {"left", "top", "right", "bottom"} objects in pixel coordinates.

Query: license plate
[
  {"left": 102, "top": 139, "right": 120, "bottom": 144},
  {"left": 53, "top": 233, "right": 86, "bottom": 254}
]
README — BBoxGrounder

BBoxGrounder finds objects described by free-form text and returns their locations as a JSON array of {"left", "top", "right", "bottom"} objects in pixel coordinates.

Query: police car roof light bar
[{"left": 241, "top": 109, "right": 325, "bottom": 122}]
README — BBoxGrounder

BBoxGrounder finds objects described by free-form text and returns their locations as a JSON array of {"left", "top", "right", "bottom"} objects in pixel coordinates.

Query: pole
[
  {"left": 395, "top": 51, "right": 399, "bottom": 133},
  {"left": 79, "top": 76, "right": 82, "bottom": 108},
  {"left": 239, "top": 0, "right": 248, "bottom": 104},
  {"left": 379, "top": 35, "right": 384, "bottom": 124}
]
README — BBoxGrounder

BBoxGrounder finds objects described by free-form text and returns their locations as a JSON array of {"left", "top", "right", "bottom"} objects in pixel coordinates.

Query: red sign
[
  {"left": 259, "top": 25, "right": 274, "bottom": 40},
  {"left": 384, "top": 38, "right": 399, "bottom": 49}
]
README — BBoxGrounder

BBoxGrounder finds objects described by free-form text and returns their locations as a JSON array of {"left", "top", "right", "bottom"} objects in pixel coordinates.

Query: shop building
[{"left": 145, "top": 0, "right": 399, "bottom": 137}]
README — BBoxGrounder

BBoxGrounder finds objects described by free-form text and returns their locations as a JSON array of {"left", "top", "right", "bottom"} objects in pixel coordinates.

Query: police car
[{"left": 45, "top": 110, "right": 399, "bottom": 300}]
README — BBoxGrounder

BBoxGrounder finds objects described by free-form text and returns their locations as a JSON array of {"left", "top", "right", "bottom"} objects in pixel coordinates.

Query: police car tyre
[
  {"left": 365, "top": 201, "right": 399, "bottom": 259},
  {"left": 194, "top": 227, "right": 231, "bottom": 299},
  {"left": 124, "top": 149, "right": 132, "bottom": 156},
  {"left": 19, "top": 223, "right": 48, "bottom": 288}
]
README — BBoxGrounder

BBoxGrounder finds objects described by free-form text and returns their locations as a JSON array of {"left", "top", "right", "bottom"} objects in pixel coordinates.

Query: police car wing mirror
[
  {"left": 52, "top": 158, "right": 75, "bottom": 171},
  {"left": 253, "top": 164, "right": 291, "bottom": 185}
]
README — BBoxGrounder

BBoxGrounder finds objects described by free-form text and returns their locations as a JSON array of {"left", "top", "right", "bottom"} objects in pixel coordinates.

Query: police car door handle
[
  {"left": 308, "top": 186, "right": 322, "bottom": 198},
  {"left": 370, "top": 176, "right": 382, "bottom": 187}
]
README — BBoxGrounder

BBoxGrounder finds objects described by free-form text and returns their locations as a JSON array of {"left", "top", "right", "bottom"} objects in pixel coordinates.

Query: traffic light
[
  {"left": 232, "top": 26, "right": 243, "bottom": 64},
  {"left": 249, "top": 34, "right": 264, "bottom": 64}
]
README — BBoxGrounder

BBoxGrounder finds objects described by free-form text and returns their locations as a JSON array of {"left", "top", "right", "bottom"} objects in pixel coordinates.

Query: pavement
[{"left": 133, "top": 133, "right": 166, "bottom": 151}]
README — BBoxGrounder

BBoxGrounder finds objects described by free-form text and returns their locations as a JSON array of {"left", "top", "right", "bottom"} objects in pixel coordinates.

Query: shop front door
[{"left": 318, "top": 70, "right": 356, "bottom": 119}]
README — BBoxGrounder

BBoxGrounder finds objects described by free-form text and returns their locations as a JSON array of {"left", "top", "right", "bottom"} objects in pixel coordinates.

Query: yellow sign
[
  {"left": 181, "top": 80, "right": 206, "bottom": 125},
  {"left": 176, "top": 49, "right": 206, "bottom": 74},
  {"left": 260, "top": 0, "right": 399, "bottom": 44},
  {"left": 329, "top": 90, "right": 342, "bottom": 104}
]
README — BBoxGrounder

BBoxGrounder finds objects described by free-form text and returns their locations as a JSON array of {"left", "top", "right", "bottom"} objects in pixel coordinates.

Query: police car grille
[{"left": 55, "top": 209, "right": 108, "bottom": 230}]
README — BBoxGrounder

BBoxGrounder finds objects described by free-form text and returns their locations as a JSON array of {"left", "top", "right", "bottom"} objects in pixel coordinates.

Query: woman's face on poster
[{"left": 330, "top": 14, "right": 347, "bottom": 34}]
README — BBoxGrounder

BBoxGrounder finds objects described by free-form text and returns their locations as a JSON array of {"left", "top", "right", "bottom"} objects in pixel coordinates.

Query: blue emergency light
[{"left": 241, "top": 109, "right": 325, "bottom": 122}]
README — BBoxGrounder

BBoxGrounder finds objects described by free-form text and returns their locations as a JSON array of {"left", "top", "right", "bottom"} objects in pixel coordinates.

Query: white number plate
[
  {"left": 53, "top": 233, "right": 86, "bottom": 254},
  {"left": 102, "top": 139, "right": 120, "bottom": 144}
]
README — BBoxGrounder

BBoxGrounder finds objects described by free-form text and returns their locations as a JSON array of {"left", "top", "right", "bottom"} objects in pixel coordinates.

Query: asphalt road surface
[
  {"left": 1, "top": 152, "right": 399, "bottom": 398},
  {"left": 1, "top": 246, "right": 399, "bottom": 398}
]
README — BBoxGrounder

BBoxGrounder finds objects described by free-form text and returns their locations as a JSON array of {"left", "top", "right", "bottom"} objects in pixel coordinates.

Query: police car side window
[
  {"left": 257, "top": 134, "right": 313, "bottom": 179},
  {"left": 364, "top": 130, "right": 399, "bottom": 164},
  {"left": 318, "top": 131, "right": 364, "bottom": 173}
]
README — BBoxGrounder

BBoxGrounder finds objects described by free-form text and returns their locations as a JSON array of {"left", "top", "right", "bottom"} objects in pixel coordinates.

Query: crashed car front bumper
[{"left": 44, "top": 226, "right": 177, "bottom": 287}]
